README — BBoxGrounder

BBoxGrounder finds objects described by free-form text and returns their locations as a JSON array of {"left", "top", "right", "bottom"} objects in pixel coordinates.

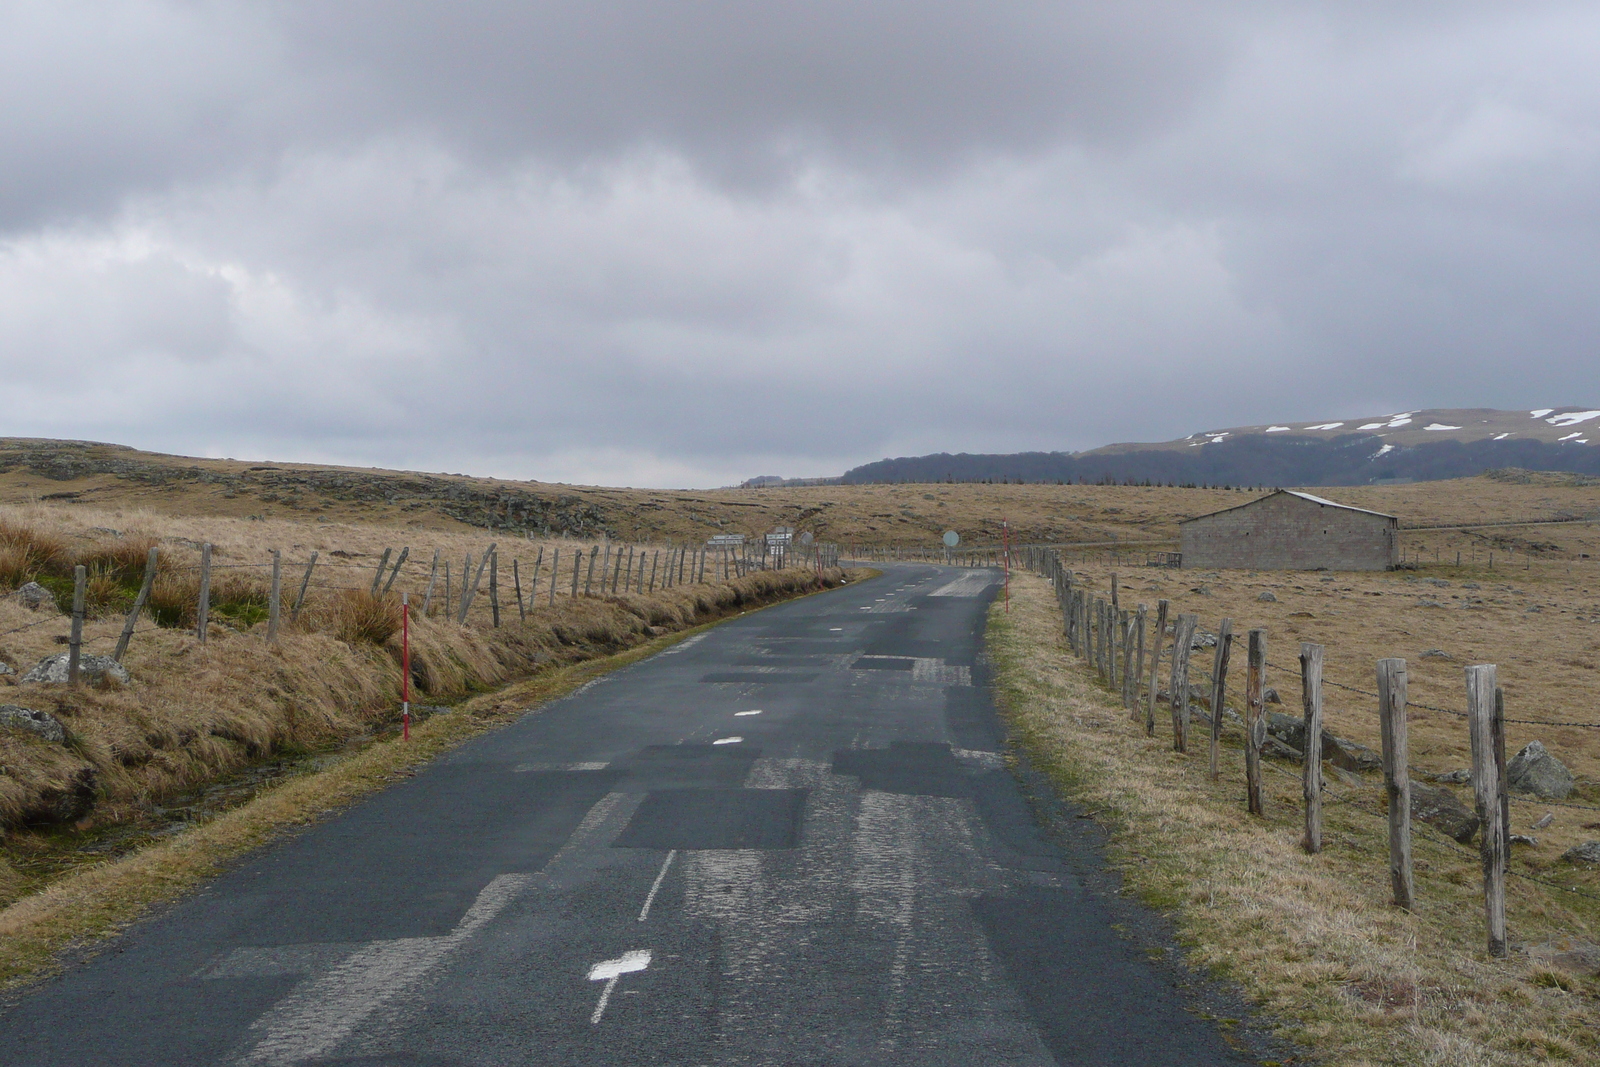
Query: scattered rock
[
  {"left": 0, "top": 661, "right": 12, "bottom": 675},
  {"left": 19, "top": 653, "right": 132, "bottom": 687},
  {"left": 1434, "top": 768, "right": 1472, "bottom": 784},
  {"left": 1288, "top": 611, "right": 1314, "bottom": 618},
  {"left": 1524, "top": 939, "right": 1600, "bottom": 977},
  {"left": 1326, "top": 736, "right": 1381, "bottom": 773},
  {"left": 1533, "top": 812, "right": 1555, "bottom": 831},
  {"left": 1510, "top": 834, "right": 1538, "bottom": 847},
  {"left": 1462, "top": 581, "right": 1481, "bottom": 589},
  {"left": 1256, "top": 591, "right": 1277, "bottom": 602},
  {"left": 1262, "top": 686, "right": 1282, "bottom": 705},
  {"left": 1190, "top": 585, "right": 1211, "bottom": 596},
  {"left": 0, "top": 704, "right": 66, "bottom": 743},
  {"left": 1419, "top": 649, "right": 1451, "bottom": 659},
  {"left": 14, "top": 581, "right": 54, "bottom": 610},
  {"left": 1562, "top": 841, "right": 1600, "bottom": 866},
  {"left": 1416, "top": 599, "right": 1447, "bottom": 608},
  {"left": 1506, "top": 741, "right": 1575, "bottom": 799},
  {"left": 1261, "top": 736, "right": 1302, "bottom": 761},
  {"left": 1411, "top": 783, "right": 1480, "bottom": 844},
  {"left": 1424, "top": 578, "right": 1450, "bottom": 587},
  {"left": 1191, "top": 631, "right": 1218, "bottom": 650}
]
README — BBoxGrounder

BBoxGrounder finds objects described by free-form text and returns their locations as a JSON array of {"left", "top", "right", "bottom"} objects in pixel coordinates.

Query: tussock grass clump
[{"left": 298, "top": 589, "right": 401, "bottom": 646}]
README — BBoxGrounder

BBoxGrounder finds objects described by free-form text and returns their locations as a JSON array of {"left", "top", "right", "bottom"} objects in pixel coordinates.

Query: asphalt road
[{"left": 0, "top": 565, "right": 1252, "bottom": 1066}]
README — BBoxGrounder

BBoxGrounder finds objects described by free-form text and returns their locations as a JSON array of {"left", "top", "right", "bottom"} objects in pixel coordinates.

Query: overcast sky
[{"left": 4, "top": 2, "right": 1597, "bottom": 487}]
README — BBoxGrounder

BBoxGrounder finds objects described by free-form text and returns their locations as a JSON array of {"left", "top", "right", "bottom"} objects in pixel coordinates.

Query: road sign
[
  {"left": 798, "top": 531, "right": 814, "bottom": 546},
  {"left": 942, "top": 530, "right": 960, "bottom": 548},
  {"left": 708, "top": 534, "right": 745, "bottom": 546}
]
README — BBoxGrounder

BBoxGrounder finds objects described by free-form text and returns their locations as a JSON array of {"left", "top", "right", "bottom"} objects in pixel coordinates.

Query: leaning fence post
[
  {"left": 382, "top": 547, "right": 410, "bottom": 596},
  {"left": 529, "top": 546, "right": 544, "bottom": 610},
  {"left": 1467, "top": 664, "right": 1507, "bottom": 957},
  {"left": 1130, "top": 604, "right": 1147, "bottom": 722},
  {"left": 1120, "top": 608, "right": 1135, "bottom": 707},
  {"left": 1146, "top": 599, "right": 1169, "bottom": 736},
  {"left": 113, "top": 546, "right": 160, "bottom": 663},
  {"left": 1170, "top": 613, "right": 1198, "bottom": 751},
  {"left": 197, "top": 543, "right": 213, "bottom": 644},
  {"left": 512, "top": 558, "right": 525, "bottom": 622},
  {"left": 1377, "top": 657, "right": 1413, "bottom": 910},
  {"left": 584, "top": 545, "right": 599, "bottom": 597},
  {"left": 370, "top": 547, "right": 393, "bottom": 596},
  {"left": 68, "top": 565, "right": 86, "bottom": 685},
  {"left": 291, "top": 551, "right": 318, "bottom": 622},
  {"left": 268, "top": 549, "right": 282, "bottom": 644},
  {"left": 1245, "top": 629, "right": 1266, "bottom": 816},
  {"left": 1300, "top": 642, "right": 1324, "bottom": 854},
  {"left": 549, "top": 548, "right": 560, "bottom": 606},
  {"left": 570, "top": 548, "right": 581, "bottom": 598},
  {"left": 1209, "top": 618, "right": 1234, "bottom": 779}
]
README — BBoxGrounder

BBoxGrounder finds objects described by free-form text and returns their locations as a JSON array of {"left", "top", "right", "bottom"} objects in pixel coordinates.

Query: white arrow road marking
[
  {"left": 712, "top": 736, "right": 743, "bottom": 745},
  {"left": 734, "top": 709, "right": 762, "bottom": 717},
  {"left": 588, "top": 949, "right": 652, "bottom": 1023}
]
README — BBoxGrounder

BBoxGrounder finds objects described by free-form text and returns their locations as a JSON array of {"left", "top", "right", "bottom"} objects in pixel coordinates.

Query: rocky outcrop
[
  {"left": 1506, "top": 741, "right": 1575, "bottom": 799},
  {"left": 1563, "top": 841, "right": 1600, "bottom": 866},
  {"left": 15, "top": 581, "right": 54, "bottom": 610},
  {"left": 1410, "top": 783, "right": 1480, "bottom": 844},
  {"left": 19, "top": 653, "right": 131, "bottom": 687},
  {"left": 0, "top": 704, "right": 65, "bottom": 743}
]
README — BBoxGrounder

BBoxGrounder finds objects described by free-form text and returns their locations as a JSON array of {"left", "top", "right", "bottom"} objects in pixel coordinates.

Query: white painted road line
[
  {"left": 712, "top": 736, "right": 743, "bottom": 745},
  {"left": 734, "top": 709, "right": 763, "bottom": 717},
  {"left": 637, "top": 850, "right": 677, "bottom": 922},
  {"left": 928, "top": 572, "right": 997, "bottom": 597},
  {"left": 588, "top": 950, "right": 652, "bottom": 1024}
]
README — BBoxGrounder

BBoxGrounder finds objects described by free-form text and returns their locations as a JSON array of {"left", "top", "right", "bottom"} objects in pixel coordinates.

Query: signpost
[{"left": 942, "top": 529, "right": 959, "bottom": 563}]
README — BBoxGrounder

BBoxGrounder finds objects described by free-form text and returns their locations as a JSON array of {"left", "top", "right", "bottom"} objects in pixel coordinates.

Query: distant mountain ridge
[{"left": 837, "top": 408, "right": 1600, "bottom": 486}]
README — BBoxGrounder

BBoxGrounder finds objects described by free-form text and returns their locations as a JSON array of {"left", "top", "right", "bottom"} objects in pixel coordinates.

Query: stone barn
[{"left": 1179, "top": 491, "right": 1398, "bottom": 571}]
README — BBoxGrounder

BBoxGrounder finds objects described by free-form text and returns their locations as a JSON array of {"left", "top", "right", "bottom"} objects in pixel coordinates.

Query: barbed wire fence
[{"left": 1008, "top": 543, "right": 1599, "bottom": 959}]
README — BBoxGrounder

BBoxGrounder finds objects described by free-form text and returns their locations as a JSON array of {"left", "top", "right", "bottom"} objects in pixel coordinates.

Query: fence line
[{"left": 1011, "top": 543, "right": 1595, "bottom": 960}]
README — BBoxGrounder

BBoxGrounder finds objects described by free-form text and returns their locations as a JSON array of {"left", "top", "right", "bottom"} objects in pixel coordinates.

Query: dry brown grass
[{"left": 989, "top": 570, "right": 1600, "bottom": 1066}]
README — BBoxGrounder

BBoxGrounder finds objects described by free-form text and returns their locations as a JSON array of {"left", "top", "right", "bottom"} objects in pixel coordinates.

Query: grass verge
[
  {"left": 986, "top": 571, "right": 1600, "bottom": 1067},
  {"left": 0, "top": 575, "right": 842, "bottom": 991}
]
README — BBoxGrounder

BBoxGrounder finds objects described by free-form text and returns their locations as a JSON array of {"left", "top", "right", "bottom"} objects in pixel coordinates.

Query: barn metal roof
[{"left": 1179, "top": 489, "right": 1397, "bottom": 524}]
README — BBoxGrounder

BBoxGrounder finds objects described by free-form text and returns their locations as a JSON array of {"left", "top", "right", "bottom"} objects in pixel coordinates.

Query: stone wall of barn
[{"left": 1180, "top": 494, "right": 1397, "bottom": 570}]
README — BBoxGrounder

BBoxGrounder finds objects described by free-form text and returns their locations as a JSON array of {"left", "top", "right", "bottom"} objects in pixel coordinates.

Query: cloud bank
[{"left": 4, "top": 2, "right": 1597, "bottom": 486}]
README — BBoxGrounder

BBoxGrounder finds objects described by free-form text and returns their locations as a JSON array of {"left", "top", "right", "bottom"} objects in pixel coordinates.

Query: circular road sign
[
  {"left": 942, "top": 530, "right": 960, "bottom": 548},
  {"left": 799, "top": 531, "right": 814, "bottom": 546}
]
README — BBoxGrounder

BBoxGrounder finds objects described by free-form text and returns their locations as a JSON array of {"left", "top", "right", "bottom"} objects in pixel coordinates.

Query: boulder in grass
[
  {"left": 14, "top": 582, "right": 54, "bottom": 610},
  {"left": 1256, "top": 591, "right": 1277, "bottom": 602},
  {"left": 0, "top": 704, "right": 65, "bottom": 743},
  {"left": 1525, "top": 939, "right": 1600, "bottom": 978},
  {"left": 19, "top": 653, "right": 131, "bottom": 687},
  {"left": 1563, "top": 841, "right": 1600, "bottom": 866},
  {"left": 1410, "top": 783, "right": 1480, "bottom": 844},
  {"left": 1506, "top": 741, "right": 1575, "bottom": 800}
]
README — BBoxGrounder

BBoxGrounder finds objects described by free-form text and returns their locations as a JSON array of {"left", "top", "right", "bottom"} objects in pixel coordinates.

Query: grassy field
[{"left": 989, "top": 569, "right": 1600, "bottom": 1066}]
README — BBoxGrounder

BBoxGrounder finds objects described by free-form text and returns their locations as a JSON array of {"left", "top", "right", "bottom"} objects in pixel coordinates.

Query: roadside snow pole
[
  {"left": 402, "top": 593, "right": 411, "bottom": 742},
  {"left": 1001, "top": 520, "right": 1011, "bottom": 613}
]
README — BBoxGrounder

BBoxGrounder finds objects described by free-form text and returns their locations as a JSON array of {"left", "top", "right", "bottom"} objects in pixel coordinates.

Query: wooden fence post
[
  {"left": 1467, "top": 664, "right": 1507, "bottom": 957},
  {"left": 1300, "top": 642, "right": 1324, "bottom": 854},
  {"left": 1170, "top": 613, "right": 1198, "bottom": 751},
  {"left": 1378, "top": 657, "right": 1413, "bottom": 910},
  {"left": 382, "top": 547, "right": 409, "bottom": 596},
  {"left": 197, "top": 543, "right": 213, "bottom": 645},
  {"left": 529, "top": 547, "right": 544, "bottom": 611},
  {"left": 600, "top": 542, "right": 612, "bottom": 595},
  {"left": 113, "top": 547, "right": 160, "bottom": 663},
  {"left": 370, "top": 547, "right": 393, "bottom": 596},
  {"left": 1245, "top": 629, "right": 1266, "bottom": 816},
  {"left": 421, "top": 548, "right": 441, "bottom": 615},
  {"left": 1146, "top": 600, "right": 1169, "bottom": 736},
  {"left": 1131, "top": 604, "right": 1147, "bottom": 722},
  {"left": 489, "top": 549, "right": 501, "bottom": 628},
  {"left": 583, "top": 546, "right": 598, "bottom": 597},
  {"left": 444, "top": 561, "right": 453, "bottom": 618},
  {"left": 513, "top": 558, "right": 525, "bottom": 622},
  {"left": 549, "top": 548, "right": 560, "bottom": 606},
  {"left": 68, "top": 565, "right": 86, "bottom": 685},
  {"left": 291, "top": 551, "right": 318, "bottom": 622},
  {"left": 650, "top": 550, "right": 660, "bottom": 593},
  {"left": 1120, "top": 609, "right": 1135, "bottom": 708},
  {"left": 1209, "top": 618, "right": 1234, "bottom": 779},
  {"left": 1494, "top": 686, "right": 1510, "bottom": 863},
  {"left": 570, "top": 548, "right": 581, "bottom": 598},
  {"left": 268, "top": 549, "right": 282, "bottom": 644}
]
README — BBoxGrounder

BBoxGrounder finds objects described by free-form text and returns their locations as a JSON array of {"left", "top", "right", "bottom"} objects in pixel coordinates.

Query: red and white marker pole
[
  {"left": 401, "top": 592, "right": 411, "bottom": 741},
  {"left": 1001, "top": 519, "right": 1011, "bottom": 613}
]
